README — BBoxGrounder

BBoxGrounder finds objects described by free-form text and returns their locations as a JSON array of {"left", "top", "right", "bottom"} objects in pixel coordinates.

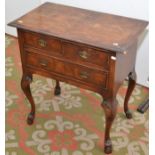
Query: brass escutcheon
[
  {"left": 39, "top": 60, "right": 48, "bottom": 67},
  {"left": 80, "top": 71, "right": 89, "bottom": 79},
  {"left": 79, "top": 51, "right": 89, "bottom": 59},
  {"left": 38, "top": 39, "right": 47, "bottom": 47}
]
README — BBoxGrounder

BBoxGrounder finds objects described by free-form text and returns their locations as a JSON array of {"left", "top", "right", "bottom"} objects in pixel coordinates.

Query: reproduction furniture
[{"left": 9, "top": 2, "right": 148, "bottom": 154}]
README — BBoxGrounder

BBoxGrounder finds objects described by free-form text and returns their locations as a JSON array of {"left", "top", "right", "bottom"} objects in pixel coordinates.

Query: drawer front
[
  {"left": 26, "top": 51, "right": 108, "bottom": 88},
  {"left": 23, "top": 31, "right": 62, "bottom": 55},
  {"left": 63, "top": 42, "right": 110, "bottom": 70}
]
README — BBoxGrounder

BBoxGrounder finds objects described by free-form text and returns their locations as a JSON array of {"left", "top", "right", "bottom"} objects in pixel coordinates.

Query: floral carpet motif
[{"left": 5, "top": 35, "right": 149, "bottom": 155}]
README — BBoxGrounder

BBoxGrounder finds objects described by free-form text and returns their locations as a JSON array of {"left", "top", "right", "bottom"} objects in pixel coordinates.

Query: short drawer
[
  {"left": 25, "top": 51, "right": 108, "bottom": 88},
  {"left": 23, "top": 31, "right": 62, "bottom": 56},
  {"left": 62, "top": 41, "right": 110, "bottom": 70}
]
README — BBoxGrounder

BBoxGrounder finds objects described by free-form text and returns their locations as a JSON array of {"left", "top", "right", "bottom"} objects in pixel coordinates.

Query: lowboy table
[{"left": 9, "top": 2, "right": 148, "bottom": 154}]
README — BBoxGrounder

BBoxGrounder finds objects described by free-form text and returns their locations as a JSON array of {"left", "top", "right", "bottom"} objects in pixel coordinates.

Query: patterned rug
[{"left": 5, "top": 35, "right": 149, "bottom": 155}]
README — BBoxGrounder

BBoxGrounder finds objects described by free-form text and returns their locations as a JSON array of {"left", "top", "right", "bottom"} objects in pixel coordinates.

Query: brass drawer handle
[
  {"left": 79, "top": 51, "right": 89, "bottom": 59},
  {"left": 38, "top": 39, "right": 47, "bottom": 47},
  {"left": 39, "top": 60, "right": 48, "bottom": 67},
  {"left": 80, "top": 71, "right": 89, "bottom": 79}
]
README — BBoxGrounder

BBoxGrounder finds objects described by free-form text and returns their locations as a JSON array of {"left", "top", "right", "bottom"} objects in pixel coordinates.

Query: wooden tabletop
[{"left": 9, "top": 2, "right": 148, "bottom": 52}]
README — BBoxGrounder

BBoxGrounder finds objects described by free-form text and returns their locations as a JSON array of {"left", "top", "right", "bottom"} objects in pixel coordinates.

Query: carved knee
[
  {"left": 21, "top": 75, "right": 32, "bottom": 90},
  {"left": 101, "top": 99, "right": 117, "bottom": 118}
]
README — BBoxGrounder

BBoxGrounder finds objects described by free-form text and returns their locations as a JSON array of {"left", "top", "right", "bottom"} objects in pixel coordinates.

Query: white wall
[
  {"left": 6, "top": 0, "right": 41, "bottom": 36},
  {"left": 6, "top": 0, "right": 149, "bottom": 87}
]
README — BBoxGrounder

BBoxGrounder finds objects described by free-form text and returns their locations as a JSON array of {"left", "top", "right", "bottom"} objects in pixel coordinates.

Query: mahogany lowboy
[{"left": 9, "top": 2, "right": 148, "bottom": 154}]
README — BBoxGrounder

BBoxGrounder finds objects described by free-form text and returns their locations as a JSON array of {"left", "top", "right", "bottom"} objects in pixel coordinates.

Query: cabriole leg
[
  {"left": 124, "top": 71, "right": 136, "bottom": 119},
  {"left": 54, "top": 80, "right": 61, "bottom": 96},
  {"left": 101, "top": 98, "right": 117, "bottom": 154},
  {"left": 21, "top": 73, "right": 35, "bottom": 125}
]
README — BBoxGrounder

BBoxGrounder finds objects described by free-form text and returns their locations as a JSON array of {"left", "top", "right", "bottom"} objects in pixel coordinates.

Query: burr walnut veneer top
[{"left": 9, "top": 2, "right": 148, "bottom": 53}]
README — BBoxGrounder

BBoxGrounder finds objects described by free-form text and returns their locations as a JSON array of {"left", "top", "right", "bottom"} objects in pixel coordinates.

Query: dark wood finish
[
  {"left": 101, "top": 98, "right": 117, "bottom": 154},
  {"left": 62, "top": 41, "right": 110, "bottom": 70},
  {"left": 54, "top": 80, "right": 61, "bottom": 96},
  {"left": 23, "top": 31, "right": 63, "bottom": 56},
  {"left": 8, "top": 2, "right": 148, "bottom": 154},
  {"left": 124, "top": 71, "right": 137, "bottom": 119},
  {"left": 21, "top": 73, "right": 35, "bottom": 125},
  {"left": 9, "top": 2, "right": 148, "bottom": 53},
  {"left": 25, "top": 51, "right": 108, "bottom": 88}
]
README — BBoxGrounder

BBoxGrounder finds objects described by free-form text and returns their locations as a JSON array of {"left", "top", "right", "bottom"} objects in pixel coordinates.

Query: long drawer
[{"left": 25, "top": 51, "right": 109, "bottom": 89}]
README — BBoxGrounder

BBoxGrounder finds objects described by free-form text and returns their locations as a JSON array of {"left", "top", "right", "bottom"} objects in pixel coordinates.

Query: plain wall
[
  {"left": 5, "top": 0, "right": 40, "bottom": 36},
  {"left": 6, "top": 0, "right": 149, "bottom": 87}
]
